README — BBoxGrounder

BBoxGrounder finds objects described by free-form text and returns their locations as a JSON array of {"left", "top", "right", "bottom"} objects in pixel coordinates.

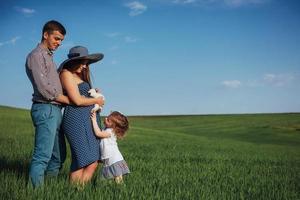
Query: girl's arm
[
  {"left": 90, "top": 112, "right": 111, "bottom": 138},
  {"left": 60, "top": 70, "right": 104, "bottom": 106}
]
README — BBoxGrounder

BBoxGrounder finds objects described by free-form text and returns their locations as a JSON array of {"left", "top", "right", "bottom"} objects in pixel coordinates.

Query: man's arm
[
  {"left": 55, "top": 94, "right": 70, "bottom": 105},
  {"left": 27, "top": 52, "right": 62, "bottom": 101}
]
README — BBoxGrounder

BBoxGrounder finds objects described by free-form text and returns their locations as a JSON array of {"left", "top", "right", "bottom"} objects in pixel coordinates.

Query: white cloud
[
  {"left": 0, "top": 36, "right": 21, "bottom": 47},
  {"left": 221, "top": 72, "right": 297, "bottom": 89},
  {"left": 125, "top": 1, "right": 147, "bottom": 16},
  {"left": 21, "top": 8, "right": 35, "bottom": 14},
  {"left": 105, "top": 32, "right": 121, "bottom": 38},
  {"left": 125, "top": 36, "right": 138, "bottom": 43},
  {"left": 263, "top": 73, "right": 294, "bottom": 87},
  {"left": 222, "top": 80, "right": 242, "bottom": 89},
  {"left": 263, "top": 74, "right": 276, "bottom": 82},
  {"left": 15, "top": 6, "right": 35, "bottom": 15},
  {"left": 170, "top": 0, "right": 269, "bottom": 7},
  {"left": 173, "top": 0, "right": 196, "bottom": 4},
  {"left": 10, "top": 36, "right": 21, "bottom": 45},
  {"left": 224, "top": 0, "right": 268, "bottom": 7}
]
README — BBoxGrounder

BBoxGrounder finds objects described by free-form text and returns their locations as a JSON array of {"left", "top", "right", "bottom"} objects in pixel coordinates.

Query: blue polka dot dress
[{"left": 62, "top": 82, "right": 101, "bottom": 172}]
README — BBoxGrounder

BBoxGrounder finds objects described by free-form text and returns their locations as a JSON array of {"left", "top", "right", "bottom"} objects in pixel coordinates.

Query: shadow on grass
[{"left": 0, "top": 156, "right": 30, "bottom": 181}]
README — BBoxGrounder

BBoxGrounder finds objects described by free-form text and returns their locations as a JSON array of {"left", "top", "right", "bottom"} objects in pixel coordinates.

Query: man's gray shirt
[{"left": 25, "top": 43, "right": 63, "bottom": 104}]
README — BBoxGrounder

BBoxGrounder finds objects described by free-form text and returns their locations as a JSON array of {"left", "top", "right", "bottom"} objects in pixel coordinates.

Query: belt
[{"left": 33, "top": 102, "right": 62, "bottom": 109}]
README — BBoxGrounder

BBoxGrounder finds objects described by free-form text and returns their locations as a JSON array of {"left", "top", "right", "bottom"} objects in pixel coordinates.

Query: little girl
[{"left": 91, "top": 111, "right": 130, "bottom": 184}]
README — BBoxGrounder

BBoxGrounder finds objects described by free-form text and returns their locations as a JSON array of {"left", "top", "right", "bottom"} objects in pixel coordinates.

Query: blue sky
[{"left": 0, "top": 0, "right": 300, "bottom": 115}]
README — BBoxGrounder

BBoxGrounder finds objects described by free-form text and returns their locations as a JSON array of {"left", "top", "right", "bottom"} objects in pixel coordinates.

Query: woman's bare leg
[
  {"left": 70, "top": 168, "right": 84, "bottom": 184},
  {"left": 82, "top": 161, "right": 98, "bottom": 183}
]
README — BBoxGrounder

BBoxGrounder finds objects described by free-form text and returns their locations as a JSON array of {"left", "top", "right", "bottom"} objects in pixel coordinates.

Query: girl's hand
[{"left": 90, "top": 111, "right": 97, "bottom": 121}]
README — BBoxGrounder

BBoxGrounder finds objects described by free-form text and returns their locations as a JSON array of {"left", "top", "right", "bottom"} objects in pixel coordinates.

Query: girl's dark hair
[
  {"left": 42, "top": 20, "right": 66, "bottom": 36},
  {"left": 109, "top": 111, "right": 129, "bottom": 138}
]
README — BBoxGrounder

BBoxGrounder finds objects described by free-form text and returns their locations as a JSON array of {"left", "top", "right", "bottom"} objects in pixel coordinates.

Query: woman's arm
[
  {"left": 90, "top": 112, "right": 111, "bottom": 138},
  {"left": 60, "top": 70, "right": 104, "bottom": 106}
]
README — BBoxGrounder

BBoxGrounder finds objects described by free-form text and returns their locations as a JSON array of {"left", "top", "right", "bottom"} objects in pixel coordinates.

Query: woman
[{"left": 59, "top": 46, "right": 104, "bottom": 184}]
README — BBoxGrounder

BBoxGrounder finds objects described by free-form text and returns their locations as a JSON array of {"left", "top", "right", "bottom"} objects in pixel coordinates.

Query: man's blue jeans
[{"left": 29, "top": 103, "right": 66, "bottom": 187}]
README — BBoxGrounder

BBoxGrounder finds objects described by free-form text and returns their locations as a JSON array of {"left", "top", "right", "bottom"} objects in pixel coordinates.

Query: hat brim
[{"left": 58, "top": 53, "right": 104, "bottom": 71}]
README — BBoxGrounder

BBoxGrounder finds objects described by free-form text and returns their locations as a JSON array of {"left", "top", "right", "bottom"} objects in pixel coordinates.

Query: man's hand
[{"left": 55, "top": 94, "right": 70, "bottom": 105}]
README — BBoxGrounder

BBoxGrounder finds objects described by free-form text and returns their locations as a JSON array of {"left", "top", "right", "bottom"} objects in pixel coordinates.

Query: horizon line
[{"left": 0, "top": 104, "right": 299, "bottom": 117}]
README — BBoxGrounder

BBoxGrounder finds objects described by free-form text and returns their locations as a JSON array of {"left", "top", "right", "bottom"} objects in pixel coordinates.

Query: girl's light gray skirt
[{"left": 102, "top": 159, "right": 130, "bottom": 179}]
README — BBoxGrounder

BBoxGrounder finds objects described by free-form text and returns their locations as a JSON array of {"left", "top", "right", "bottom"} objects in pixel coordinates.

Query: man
[{"left": 25, "top": 20, "right": 70, "bottom": 187}]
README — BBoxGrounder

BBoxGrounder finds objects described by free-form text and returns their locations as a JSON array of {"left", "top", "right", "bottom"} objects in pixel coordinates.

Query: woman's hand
[{"left": 95, "top": 96, "right": 105, "bottom": 107}]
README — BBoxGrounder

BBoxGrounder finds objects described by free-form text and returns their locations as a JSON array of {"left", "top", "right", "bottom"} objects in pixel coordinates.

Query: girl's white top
[{"left": 100, "top": 128, "right": 124, "bottom": 166}]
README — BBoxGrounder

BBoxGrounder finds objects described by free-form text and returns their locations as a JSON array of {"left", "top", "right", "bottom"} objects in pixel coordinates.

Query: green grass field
[{"left": 0, "top": 105, "right": 299, "bottom": 199}]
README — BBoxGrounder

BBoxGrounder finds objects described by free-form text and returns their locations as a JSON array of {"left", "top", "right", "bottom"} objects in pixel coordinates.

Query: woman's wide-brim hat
[{"left": 58, "top": 46, "right": 104, "bottom": 71}]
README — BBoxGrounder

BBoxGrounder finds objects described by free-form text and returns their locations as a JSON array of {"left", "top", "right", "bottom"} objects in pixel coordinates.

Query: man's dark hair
[{"left": 42, "top": 20, "right": 66, "bottom": 36}]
